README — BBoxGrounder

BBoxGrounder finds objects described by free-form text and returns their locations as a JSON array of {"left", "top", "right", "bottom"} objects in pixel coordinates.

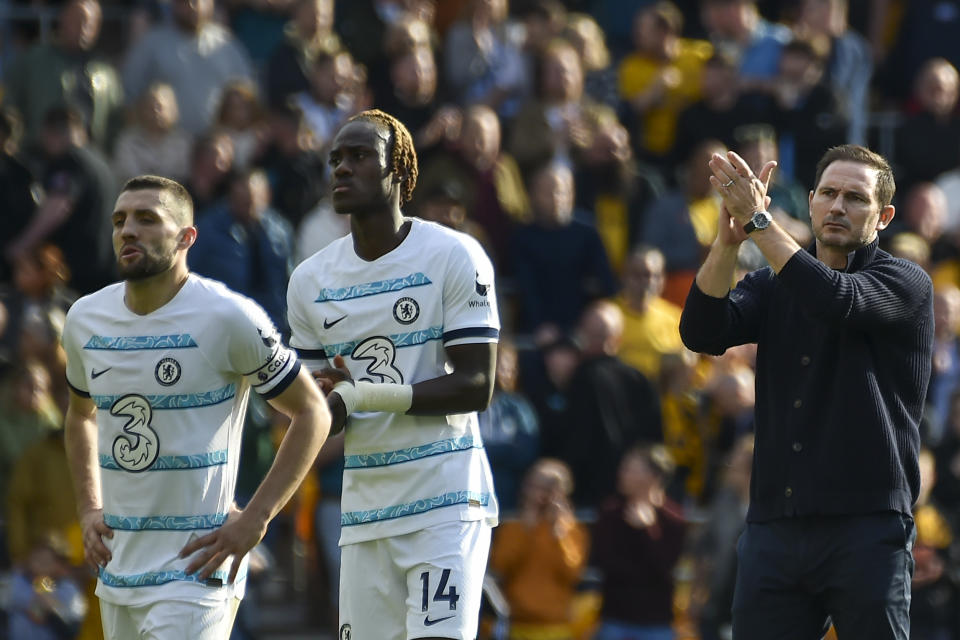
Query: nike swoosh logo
[
  {"left": 323, "top": 315, "right": 347, "bottom": 329},
  {"left": 91, "top": 367, "right": 112, "bottom": 379},
  {"left": 424, "top": 615, "right": 455, "bottom": 626}
]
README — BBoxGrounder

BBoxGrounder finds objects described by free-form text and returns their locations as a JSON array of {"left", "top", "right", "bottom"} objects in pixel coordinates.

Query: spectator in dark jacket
[
  {"left": 510, "top": 162, "right": 616, "bottom": 336},
  {"left": 561, "top": 301, "right": 662, "bottom": 509},
  {"left": 592, "top": 445, "right": 686, "bottom": 639},
  {"left": 189, "top": 168, "right": 294, "bottom": 331}
]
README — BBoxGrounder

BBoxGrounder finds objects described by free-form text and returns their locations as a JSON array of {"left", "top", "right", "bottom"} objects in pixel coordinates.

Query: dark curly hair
[{"left": 347, "top": 109, "right": 419, "bottom": 205}]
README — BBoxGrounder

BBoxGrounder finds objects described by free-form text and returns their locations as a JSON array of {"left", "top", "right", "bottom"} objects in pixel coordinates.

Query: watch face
[{"left": 744, "top": 211, "right": 771, "bottom": 234}]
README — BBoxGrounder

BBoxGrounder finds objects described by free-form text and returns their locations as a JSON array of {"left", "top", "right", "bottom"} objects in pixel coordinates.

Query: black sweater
[{"left": 680, "top": 239, "right": 933, "bottom": 522}]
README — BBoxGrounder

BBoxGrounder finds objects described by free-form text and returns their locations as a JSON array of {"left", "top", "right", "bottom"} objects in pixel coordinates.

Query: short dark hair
[
  {"left": 42, "top": 104, "right": 85, "bottom": 134},
  {"left": 121, "top": 175, "right": 194, "bottom": 226},
  {"left": 347, "top": 109, "right": 418, "bottom": 205},
  {"left": 733, "top": 123, "right": 777, "bottom": 148},
  {"left": 813, "top": 144, "right": 896, "bottom": 208},
  {"left": 523, "top": 0, "right": 566, "bottom": 22}
]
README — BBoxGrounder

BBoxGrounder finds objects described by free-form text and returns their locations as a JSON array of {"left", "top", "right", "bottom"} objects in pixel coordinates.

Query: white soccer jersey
[
  {"left": 287, "top": 217, "right": 500, "bottom": 545},
  {"left": 62, "top": 275, "right": 300, "bottom": 607}
]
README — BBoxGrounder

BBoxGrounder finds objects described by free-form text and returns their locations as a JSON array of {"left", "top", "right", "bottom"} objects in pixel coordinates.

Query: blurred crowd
[{"left": 2, "top": 0, "right": 960, "bottom": 638}]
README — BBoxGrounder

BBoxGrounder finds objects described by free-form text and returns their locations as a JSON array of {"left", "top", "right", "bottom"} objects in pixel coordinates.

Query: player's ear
[
  {"left": 876, "top": 204, "right": 895, "bottom": 231},
  {"left": 178, "top": 226, "right": 198, "bottom": 250}
]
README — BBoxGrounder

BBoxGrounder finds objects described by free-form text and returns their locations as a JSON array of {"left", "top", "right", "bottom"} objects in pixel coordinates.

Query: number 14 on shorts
[{"left": 420, "top": 569, "right": 460, "bottom": 614}]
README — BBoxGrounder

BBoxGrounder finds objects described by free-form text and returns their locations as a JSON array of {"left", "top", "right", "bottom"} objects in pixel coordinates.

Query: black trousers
[{"left": 732, "top": 512, "right": 915, "bottom": 640}]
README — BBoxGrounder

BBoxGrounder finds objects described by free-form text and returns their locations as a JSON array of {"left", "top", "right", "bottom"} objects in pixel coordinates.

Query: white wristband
[
  {"left": 332, "top": 380, "right": 413, "bottom": 416},
  {"left": 332, "top": 381, "right": 358, "bottom": 416}
]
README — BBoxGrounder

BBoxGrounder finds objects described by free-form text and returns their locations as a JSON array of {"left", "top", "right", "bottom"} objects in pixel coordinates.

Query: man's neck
[
  {"left": 624, "top": 291, "right": 653, "bottom": 313},
  {"left": 817, "top": 236, "right": 875, "bottom": 271},
  {"left": 816, "top": 243, "right": 850, "bottom": 270},
  {"left": 124, "top": 266, "right": 190, "bottom": 315},
  {"left": 350, "top": 208, "right": 410, "bottom": 261}
]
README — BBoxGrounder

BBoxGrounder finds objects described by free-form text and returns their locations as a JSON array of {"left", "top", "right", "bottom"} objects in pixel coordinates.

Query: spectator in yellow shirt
[
  {"left": 615, "top": 245, "right": 683, "bottom": 381},
  {"left": 618, "top": 1, "right": 712, "bottom": 173}
]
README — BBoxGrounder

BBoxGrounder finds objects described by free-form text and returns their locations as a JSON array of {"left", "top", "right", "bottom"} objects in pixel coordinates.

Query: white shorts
[
  {"left": 100, "top": 597, "right": 240, "bottom": 640},
  {"left": 339, "top": 519, "right": 492, "bottom": 640}
]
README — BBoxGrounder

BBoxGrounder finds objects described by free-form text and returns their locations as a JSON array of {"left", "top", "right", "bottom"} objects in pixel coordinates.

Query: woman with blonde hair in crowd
[
  {"left": 214, "top": 79, "right": 269, "bottom": 170},
  {"left": 564, "top": 12, "right": 617, "bottom": 108}
]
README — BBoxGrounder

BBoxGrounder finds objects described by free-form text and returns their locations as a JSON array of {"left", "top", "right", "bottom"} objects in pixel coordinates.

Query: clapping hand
[{"left": 708, "top": 150, "right": 777, "bottom": 224}]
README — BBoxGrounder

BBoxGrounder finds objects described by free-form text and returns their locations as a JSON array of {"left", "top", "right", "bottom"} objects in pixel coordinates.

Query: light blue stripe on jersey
[
  {"left": 344, "top": 436, "right": 483, "bottom": 469},
  {"left": 314, "top": 272, "right": 432, "bottom": 302},
  {"left": 323, "top": 326, "right": 443, "bottom": 357},
  {"left": 99, "top": 450, "right": 228, "bottom": 471},
  {"left": 341, "top": 491, "right": 492, "bottom": 526},
  {"left": 103, "top": 512, "right": 227, "bottom": 531},
  {"left": 99, "top": 568, "right": 232, "bottom": 588},
  {"left": 92, "top": 384, "right": 236, "bottom": 410},
  {"left": 84, "top": 334, "right": 198, "bottom": 350}
]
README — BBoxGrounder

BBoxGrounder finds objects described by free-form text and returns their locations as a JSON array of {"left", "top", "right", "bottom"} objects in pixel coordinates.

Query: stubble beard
[{"left": 118, "top": 246, "right": 177, "bottom": 281}]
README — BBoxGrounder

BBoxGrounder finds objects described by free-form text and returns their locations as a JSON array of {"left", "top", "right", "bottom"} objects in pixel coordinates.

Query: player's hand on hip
[
  {"left": 312, "top": 354, "right": 352, "bottom": 394},
  {"left": 79, "top": 507, "right": 113, "bottom": 570},
  {"left": 179, "top": 504, "right": 267, "bottom": 584}
]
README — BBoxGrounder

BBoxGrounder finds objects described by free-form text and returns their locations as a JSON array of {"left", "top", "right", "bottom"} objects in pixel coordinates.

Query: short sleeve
[
  {"left": 62, "top": 304, "right": 90, "bottom": 397},
  {"left": 442, "top": 236, "right": 500, "bottom": 347},
  {"left": 286, "top": 268, "right": 329, "bottom": 372},
  {"left": 222, "top": 297, "right": 301, "bottom": 400}
]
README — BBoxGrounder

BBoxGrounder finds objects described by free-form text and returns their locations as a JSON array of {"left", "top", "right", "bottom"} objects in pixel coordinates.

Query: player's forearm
[
  {"left": 408, "top": 369, "right": 494, "bottom": 414},
  {"left": 333, "top": 369, "right": 494, "bottom": 417},
  {"left": 64, "top": 412, "right": 102, "bottom": 516},
  {"left": 695, "top": 241, "right": 742, "bottom": 298},
  {"left": 748, "top": 222, "right": 802, "bottom": 274},
  {"left": 243, "top": 403, "right": 330, "bottom": 526}
]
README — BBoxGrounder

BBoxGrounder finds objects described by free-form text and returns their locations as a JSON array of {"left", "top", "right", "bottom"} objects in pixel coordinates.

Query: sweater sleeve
[
  {"left": 679, "top": 269, "right": 772, "bottom": 355},
  {"left": 776, "top": 249, "right": 933, "bottom": 329}
]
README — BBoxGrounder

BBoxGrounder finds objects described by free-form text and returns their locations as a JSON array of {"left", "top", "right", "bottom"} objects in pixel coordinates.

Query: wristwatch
[{"left": 743, "top": 210, "right": 773, "bottom": 234}]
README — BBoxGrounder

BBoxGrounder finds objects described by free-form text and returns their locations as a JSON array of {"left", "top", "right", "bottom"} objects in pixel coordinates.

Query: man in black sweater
[{"left": 680, "top": 144, "right": 933, "bottom": 640}]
